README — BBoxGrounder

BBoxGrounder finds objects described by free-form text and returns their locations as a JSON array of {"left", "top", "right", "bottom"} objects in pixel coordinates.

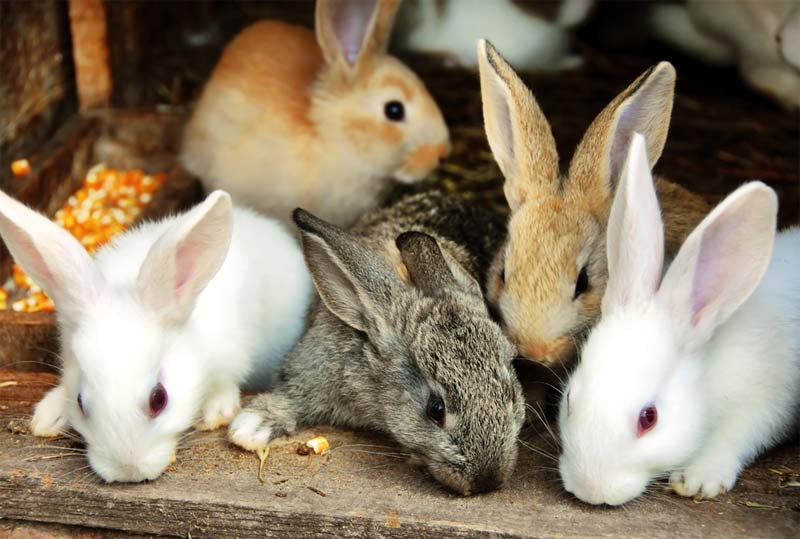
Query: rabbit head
[
  {"left": 294, "top": 209, "right": 525, "bottom": 495},
  {"left": 312, "top": 0, "right": 450, "bottom": 183},
  {"left": 558, "top": 135, "right": 778, "bottom": 505},
  {"left": 0, "top": 190, "right": 234, "bottom": 482},
  {"left": 477, "top": 39, "right": 676, "bottom": 367}
]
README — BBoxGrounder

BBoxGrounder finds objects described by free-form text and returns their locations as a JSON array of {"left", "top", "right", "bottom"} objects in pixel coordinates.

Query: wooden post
[{"left": 68, "top": 0, "right": 112, "bottom": 110}]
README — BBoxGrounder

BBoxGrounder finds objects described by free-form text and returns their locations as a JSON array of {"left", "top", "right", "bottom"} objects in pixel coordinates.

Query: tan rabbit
[
  {"left": 181, "top": 0, "right": 450, "bottom": 229},
  {"left": 477, "top": 40, "right": 710, "bottom": 367}
]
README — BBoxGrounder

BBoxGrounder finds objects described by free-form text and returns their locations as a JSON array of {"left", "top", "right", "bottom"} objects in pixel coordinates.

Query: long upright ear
[
  {"left": 568, "top": 62, "right": 675, "bottom": 206},
  {"left": 657, "top": 182, "right": 777, "bottom": 351},
  {"left": 396, "top": 231, "right": 484, "bottom": 299},
  {"left": 477, "top": 39, "right": 559, "bottom": 211},
  {"left": 0, "top": 190, "right": 101, "bottom": 318},
  {"left": 293, "top": 208, "right": 402, "bottom": 332},
  {"left": 602, "top": 133, "right": 665, "bottom": 316},
  {"left": 316, "top": 0, "right": 399, "bottom": 74},
  {"left": 396, "top": 232, "right": 454, "bottom": 296},
  {"left": 136, "top": 190, "right": 233, "bottom": 324}
]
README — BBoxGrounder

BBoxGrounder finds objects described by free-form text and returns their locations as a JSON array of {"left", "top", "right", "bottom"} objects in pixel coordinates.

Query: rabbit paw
[
  {"left": 30, "top": 385, "right": 68, "bottom": 437},
  {"left": 197, "top": 386, "right": 241, "bottom": 431},
  {"left": 669, "top": 458, "right": 739, "bottom": 499},
  {"left": 227, "top": 410, "right": 274, "bottom": 452}
]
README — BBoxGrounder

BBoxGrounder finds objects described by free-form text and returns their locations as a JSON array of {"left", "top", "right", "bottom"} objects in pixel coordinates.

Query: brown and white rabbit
[
  {"left": 477, "top": 40, "right": 710, "bottom": 368},
  {"left": 181, "top": 0, "right": 450, "bottom": 229}
]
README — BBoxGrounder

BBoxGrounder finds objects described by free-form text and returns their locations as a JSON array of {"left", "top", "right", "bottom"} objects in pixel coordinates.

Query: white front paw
[
  {"left": 197, "top": 388, "right": 241, "bottom": 431},
  {"left": 30, "top": 385, "right": 68, "bottom": 437},
  {"left": 227, "top": 410, "right": 273, "bottom": 451},
  {"left": 669, "top": 458, "right": 740, "bottom": 499}
]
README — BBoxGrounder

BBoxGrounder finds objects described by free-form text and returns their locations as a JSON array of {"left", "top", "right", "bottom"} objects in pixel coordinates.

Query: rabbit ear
[
  {"left": 316, "top": 0, "right": 399, "bottom": 74},
  {"left": 602, "top": 133, "right": 665, "bottom": 315},
  {"left": 658, "top": 182, "right": 777, "bottom": 352},
  {"left": 0, "top": 190, "right": 101, "bottom": 318},
  {"left": 396, "top": 231, "right": 483, "bottom": 299},
  {"left": 136, "top": 191, "right": 233, "bottom": 324},
  {"left": 477, "top": 39, "right": 559, "bottom": 212},
  {"left": 568, "top": 62, "right": 675, "bottom": 209},
  {"left": 396, "top": 232, "right": 454, "bottom": 296},
  {"left": 293, "top": 207, "right": 401, "bottom": 332}
]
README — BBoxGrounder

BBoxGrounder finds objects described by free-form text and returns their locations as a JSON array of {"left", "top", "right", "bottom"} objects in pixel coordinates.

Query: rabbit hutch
[{"left": 0, "top": 0, "right": 798, "bottom": 537}]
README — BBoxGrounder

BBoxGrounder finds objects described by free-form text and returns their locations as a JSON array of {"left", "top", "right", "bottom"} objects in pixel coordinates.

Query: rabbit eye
[
  {"left": 637, "top": 405, "right": 658, "bottom": 437},
  {"left": 573, "top": 266, "right": 589, "bottom": 299},
  {"left": 426, "top": 394, "right": 446, "bottom": 427},
  {"left": 77, "top": 393, "right": 85, "bottom": 415},
  {"left": 149, "top": 383, "right": 168, "bottom": 417},
  {"left": 384, "top": 100, "right": 405, "bottom": 122}
]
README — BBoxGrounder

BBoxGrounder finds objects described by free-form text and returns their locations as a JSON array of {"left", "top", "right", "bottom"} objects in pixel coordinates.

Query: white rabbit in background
[
  {"left": 395, "top": 0, "right": 594, "bottom": 71},
  {"left": 651, "top": 0, "right": 800, "bottom": 108}
]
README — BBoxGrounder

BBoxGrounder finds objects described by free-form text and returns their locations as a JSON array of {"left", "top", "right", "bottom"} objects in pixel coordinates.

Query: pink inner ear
[
  {"left": 174, "top": 241, "right": 194, "bottom": 300},
  {"left": 332, "top": 0, "right": 377, "bottom": 65},
  {"left": 690, "top": 213, "right": 737, "bottom": 326},
  {"left": 24, "top": 238, "right": 57, "bottom": 290}
]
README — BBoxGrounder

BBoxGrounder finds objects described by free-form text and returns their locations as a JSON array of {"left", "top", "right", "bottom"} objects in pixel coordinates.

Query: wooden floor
[{"left": 0, "top": 371, "right": 798, "bottom": 539}]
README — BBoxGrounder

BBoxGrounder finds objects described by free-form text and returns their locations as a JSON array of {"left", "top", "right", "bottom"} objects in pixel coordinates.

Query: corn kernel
[
  {"left": 3, "top": 165, "right": 164, "bottom": 311},
  {"left": 11, "top": 159, "right": 31, "bottom": 176},
  {"left": 305, "top": 436, "right": 329, "bottom": 455}
]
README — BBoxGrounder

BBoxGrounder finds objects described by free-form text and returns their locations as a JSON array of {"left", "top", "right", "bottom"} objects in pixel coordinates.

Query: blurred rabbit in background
[
  {"left": 395, "top": 0, "right": 594, "bottom": 70},
  {"left": 651, "top": 0, "right": 800, "bottom": 109}
]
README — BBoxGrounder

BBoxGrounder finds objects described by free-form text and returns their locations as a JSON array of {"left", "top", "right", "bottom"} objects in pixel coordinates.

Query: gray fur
[{"left": 237, "top": 192, "right": 524, "bottom": 495}]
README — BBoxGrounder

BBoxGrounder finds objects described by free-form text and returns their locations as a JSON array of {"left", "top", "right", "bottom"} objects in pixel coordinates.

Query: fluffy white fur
[
  {"left": 0, "top": 190, "right": 312, "bottom": 482},
  {"left": 397, "top": 0, "right": 592, "bottom": 71},
  {"left": 651, "top": 0, "right": 800, "bottom": 109},
  {"left": 559, "top": 134, "right": 800, "bottom": 505}
]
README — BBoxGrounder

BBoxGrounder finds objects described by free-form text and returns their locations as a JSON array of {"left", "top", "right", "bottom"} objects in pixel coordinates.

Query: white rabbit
[
  {"left": 0, "top": 189, "right": 312, "bottom": 482},
  {"left": 651, "top": 0, "right": 800, "bottom": 109},
  {"left": 395, "top": 0, "right": 593, "bottom": 71},
  {"left": 558, "top": 133, "right": 800, "bottom": 505}
]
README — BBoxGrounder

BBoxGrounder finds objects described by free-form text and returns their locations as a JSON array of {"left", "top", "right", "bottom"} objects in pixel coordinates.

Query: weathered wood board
[{"left": 1, "top": 371, "right": 797, "bottom": 539}]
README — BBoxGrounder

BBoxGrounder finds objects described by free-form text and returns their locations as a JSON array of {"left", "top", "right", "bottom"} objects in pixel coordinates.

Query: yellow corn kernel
[
  {"left": 11, "top": 159, "right": 31, "bottom": 176},
  {"left": 305, "top": 436, "right": 329, "bottom": 455}
]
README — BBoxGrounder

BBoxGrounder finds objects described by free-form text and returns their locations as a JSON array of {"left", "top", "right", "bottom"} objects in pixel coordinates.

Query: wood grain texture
[
  {"left": 68, "top": 0, "right": 112, "bottom": 110},
  {"left": 0, "top": 371, "right": 797, "bottom": 539},
  {"left": 0, "top": 0, "right": 76, "bottom": 172}
]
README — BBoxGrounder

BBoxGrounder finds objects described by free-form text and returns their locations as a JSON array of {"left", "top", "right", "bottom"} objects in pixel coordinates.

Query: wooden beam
[{"left": 68, "top": 0, "right": 112, "bottom": 110}]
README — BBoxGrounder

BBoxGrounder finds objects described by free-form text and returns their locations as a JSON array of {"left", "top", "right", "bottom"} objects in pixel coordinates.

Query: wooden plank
[
  {"left": 68, "top": 0, "right": 112, "bottom": 110},
  {"left": 0, "top": 0, "right": 76, "bottom": 173},
  {"left": 0, "top": 371, "right": 797, "bottom": 539},
  {"left": 0, "top": 520, "right": 154, "bottom": 539}
]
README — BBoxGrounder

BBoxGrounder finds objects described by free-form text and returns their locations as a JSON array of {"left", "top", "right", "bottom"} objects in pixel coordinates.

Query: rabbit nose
[{"left": 472, "top": 470, "right": 503, "bottom": 493}]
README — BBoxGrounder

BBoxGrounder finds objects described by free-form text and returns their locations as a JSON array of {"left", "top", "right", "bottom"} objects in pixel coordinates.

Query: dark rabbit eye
[
  {"left": 384, "top": 100, "right": 405, "bottom": 122},
  {"left": 637, "top": 405, "right": 658, "bottom": 437},
  {"left": 149, "top": 383, "right": 168, "bottom": 417},
  {"left": 500, "top": 265, "right": 506, "bottom": 285},
  {"left": 77, "top": 393, "right": 85, "bottom": 415},
  {"left": 426, "top": 394, "right": 446, "bottom": 427},
  {"left": 573, "top": 266, "right": 589, "bottom": 299}
]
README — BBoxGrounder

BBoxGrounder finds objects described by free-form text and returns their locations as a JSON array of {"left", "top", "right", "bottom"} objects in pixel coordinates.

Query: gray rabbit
[{"left": 228, "top": 192, "right": 525, "bottom": 495}]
